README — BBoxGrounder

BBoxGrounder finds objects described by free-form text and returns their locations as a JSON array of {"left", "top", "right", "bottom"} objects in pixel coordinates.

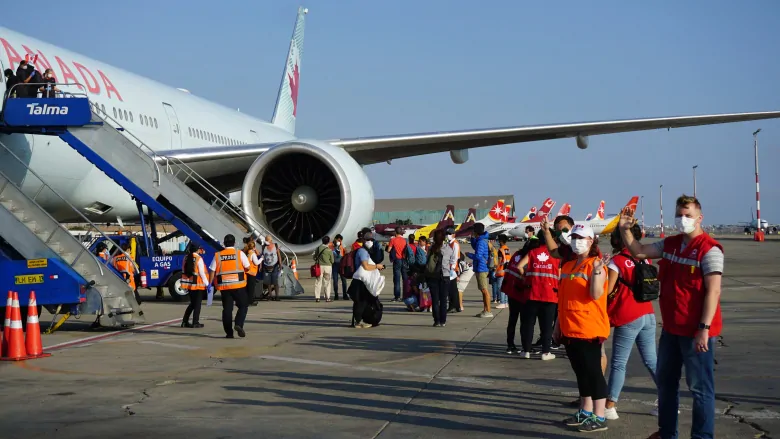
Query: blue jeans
[
  {"left": 607, "top": 313, "right": 658, "bottom": 402},
  {"left": 392, "top": 259, "right": 407, "bottom": 300},
  {"left": 657, "top": 330, "right": 715, "bottom": 439},
  {"left": 491, "top": 276, "right": 506, "bottom": 303},
  {"left": 332, "top": 261, "right": 347, "bottom": 298}
]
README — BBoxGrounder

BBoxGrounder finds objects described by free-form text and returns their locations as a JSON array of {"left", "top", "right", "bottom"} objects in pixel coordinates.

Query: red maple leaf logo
[{"left": 287, "top": 62, "right": 300, "bottom": 117}]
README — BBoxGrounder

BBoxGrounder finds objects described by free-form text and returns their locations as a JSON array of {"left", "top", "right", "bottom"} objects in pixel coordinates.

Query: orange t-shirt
[{"left": 388, "top": 236, "right": 406, "bottom": 260}]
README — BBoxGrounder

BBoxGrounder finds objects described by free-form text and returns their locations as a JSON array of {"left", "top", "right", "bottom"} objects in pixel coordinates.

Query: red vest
[
  {"left": 525, "top": 246, "right": 559, "bottom": 303},
  {"left": 501, "top": 250, "right": 527, "bottom": 302},
  {"left": 607, "top": 250, "right": 654, "bottom": 327},
  {"left": 658, "top": 233, "right": 723, "bottom": 337}
]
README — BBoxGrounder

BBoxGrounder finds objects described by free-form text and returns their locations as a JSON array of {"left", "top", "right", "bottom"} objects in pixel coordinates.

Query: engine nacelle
[
  {"left": 450, "top": 149, "right": 469, "bottom": 164},
  {"left": 576, "top": 134, "right": 589, "bottom": 150},
  {"left": 241, "top": 140, "right": 374, "bottom": 254}
]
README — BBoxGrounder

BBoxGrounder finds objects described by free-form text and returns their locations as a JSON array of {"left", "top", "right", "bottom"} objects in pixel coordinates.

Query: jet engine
[
  {"left": 576, "top": 134, "right": 589, "bottom": 150},
  {"left": 241, "top": 140, "right": 374, "bottom": 254}
]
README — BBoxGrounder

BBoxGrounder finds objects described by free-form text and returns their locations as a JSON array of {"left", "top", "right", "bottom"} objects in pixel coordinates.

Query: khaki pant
[{"left": 314, "top": 266, "right": 333, "bottom": 300}]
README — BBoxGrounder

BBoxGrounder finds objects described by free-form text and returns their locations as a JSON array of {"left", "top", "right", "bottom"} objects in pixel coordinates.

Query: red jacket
[
  {"left": 525, "top": 246, "right": 559, "bottom": 303},
  {"left": 607, "top": 250, "right": 654, "bottom": 327},
  {"left": 501, "top": 250, "right": 527, "bottom": 302},
  {"left": 658, "top": 233, "right": 723, "bottom": 337}
]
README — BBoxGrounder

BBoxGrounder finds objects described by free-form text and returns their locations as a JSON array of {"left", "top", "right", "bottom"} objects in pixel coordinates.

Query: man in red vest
[{"left": 619, "top": 195, "right": 723, "bottom": 439}]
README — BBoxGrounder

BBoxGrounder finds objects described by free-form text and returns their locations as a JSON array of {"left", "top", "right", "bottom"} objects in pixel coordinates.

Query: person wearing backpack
[
  {"left": 467, "top": 223, "right": 492, "bottom": 318},
  {"left": 603, "top": 224, "right": 658, "bottom": 421},
  {"left": 426, "top": 229, "right": 454, "bottom": 327},
  {"left": 350, "top": 231, "right": 385, "bottom": 328}
]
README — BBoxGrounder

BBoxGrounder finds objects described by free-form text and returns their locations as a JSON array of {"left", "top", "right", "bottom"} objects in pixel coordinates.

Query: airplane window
[
  {"left": 143, "top": 115, "right": 147, "bottom": 126},
  {"left": 118, "top": 110, "right": 123, "bottom": 120},
  {"left": 188, "top": 127, "right": 192, "bottom": 137},
  {"left": 129, "top": 112, "right": 133, "bottom": 123},
  {"left": 123, "top": 110, "right": 128, "bottom": 120},
  {"left": 101, "top": 104, "right": 106, "bottom": 115},
  {"left": 154, "top": 118, "right": 158, "bottom": 129},
  {"left": 113, "top": 107, "right": 117, "bottom": 118}
]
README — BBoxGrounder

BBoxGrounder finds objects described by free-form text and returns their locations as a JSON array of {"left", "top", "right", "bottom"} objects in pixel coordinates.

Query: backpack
[
  {"left": 340, "top": 250, "right": 357, "bottom": 279},
  {"left": 487, "top": 242, "right": 498, "bottom": 270},
  {"left": 362, "top": 296, "right": 383, "bottom": 326},
  {"left": 425, "top": 251, "right": 443, "bottom": 279},
  {"left": 617, "top": 255, "right": 660, "bottom": 303},
  {"left": 415, "top": 246, "right": 427, "bottom": 266},
  {"left": 370, "top": 243, "right": 384, "bottom": 264},
  {"left": 405, "top": 244, "right": 416, "bottom": 266}
]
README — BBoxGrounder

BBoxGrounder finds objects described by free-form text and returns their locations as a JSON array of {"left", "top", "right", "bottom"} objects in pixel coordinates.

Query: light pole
[
  {"left": 641, "top": 195, "right": 645, "bottom": 236},
  {"left": 659, "top": 185, "right": 665, "bottom": 238},
  {"left": 753, "top": 129, "right": 764, "bottom": 241},
  {"left": 693, "top": 165, "right": 698, "bottom": 198}
]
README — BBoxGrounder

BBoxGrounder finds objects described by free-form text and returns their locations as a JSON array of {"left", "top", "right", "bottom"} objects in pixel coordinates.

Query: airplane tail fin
[
  {"left": 522, "top": 206, "right": 537, "bottom": 222},
  {"left": 623, "top": 196, "right": 639, "bottom": 212},
  {"left": 557, "top": 203, "right": 571, "bottom": 217},
  {"left": 503, "top": 204, "right": 512, "bottom": 222},
  {"left": 462, "top": 208, "right": 477, "bottom": 226},
  {"left": 535, "top": 198, "right": 556, "bottom": 221},
  {"left": 486, "top": 199, "right": 505, "bottom": 223},
  {"left": 597, "top": 200, "right": 605, "bottom": 220},
  {"left": 271, "top": 6, "right": 308, "bottom": 134},
  {"left": 585, "top": 213, "right": 593, "bottom": 221},
  {"left": 436, "top": 205, "right": 456, "bottom": 229}
]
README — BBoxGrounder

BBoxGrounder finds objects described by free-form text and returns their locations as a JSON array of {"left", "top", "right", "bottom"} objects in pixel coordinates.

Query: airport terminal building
[{"left": 373, "top": 195, "right": 515, "bottom": 226}]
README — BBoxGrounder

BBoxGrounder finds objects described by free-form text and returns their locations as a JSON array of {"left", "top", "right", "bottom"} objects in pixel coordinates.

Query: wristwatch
[{"left": 698, "top": 323, "right": 710, "bottom": 330}]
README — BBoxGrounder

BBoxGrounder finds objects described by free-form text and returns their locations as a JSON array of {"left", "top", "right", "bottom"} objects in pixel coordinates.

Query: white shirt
[
  {"left": 248, "top": 250, "right": 263, "bottom": 266},
  {"left": 209, "top": 247, "right": 251, "bottom": 272},
  {"left": 194, "top": 256, "right": 209, "bottom": 286},
  {"left": 448, "top": 238, "right": 460, "bottom": 270}
]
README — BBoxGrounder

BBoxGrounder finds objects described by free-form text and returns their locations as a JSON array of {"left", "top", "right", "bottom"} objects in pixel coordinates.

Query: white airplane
[{"left": 1, "top": 7, "right": 779, "bottom": 253}]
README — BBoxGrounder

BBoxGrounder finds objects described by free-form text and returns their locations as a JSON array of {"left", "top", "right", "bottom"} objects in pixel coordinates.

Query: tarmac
[{"left": 0, "top": 236, "right": 778, "bottom": 438}]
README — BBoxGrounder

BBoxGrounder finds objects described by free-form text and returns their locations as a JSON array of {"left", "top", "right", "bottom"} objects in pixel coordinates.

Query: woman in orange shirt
[{"left": 553, "top": 224, "right": 610, "bottom": 433}]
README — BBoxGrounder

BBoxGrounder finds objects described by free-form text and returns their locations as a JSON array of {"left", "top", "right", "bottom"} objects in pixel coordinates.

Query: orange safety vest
[
  {"left": 495, "top": 244, "right": 511, "bottom": 277},
  {"left": 214, "top": 248, "right": 247, "bottom": 291},
  {"left": 246, "top": 249, "right": 259, "bottom": 276},
  {"left": 558, "top": 257, "right": 609, "bottom": 340},
  {"left": 449, "top": 240, "right": 461, "bottom": 273},
  {"left": 113, "top": 254, "right": 136, "bottom": 290},
  {"left": 181, "top": 253, "right": 207, "bottom": 291}
]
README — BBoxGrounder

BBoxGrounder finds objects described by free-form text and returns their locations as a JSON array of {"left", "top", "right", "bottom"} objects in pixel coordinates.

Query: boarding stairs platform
[
  {"left": 0, "top": 88, "right": 303, "bottom": 295},
  {"left": 0, "top": 137, "right": 144, "bottom": 327}
]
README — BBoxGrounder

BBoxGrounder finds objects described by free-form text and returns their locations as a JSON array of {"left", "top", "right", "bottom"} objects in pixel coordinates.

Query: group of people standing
[
  {"left": 3, "top": 56, "right": 59, "bottom": 100},
  {"left": 499, "top": 195, "right": 722, "bottom": 437}
]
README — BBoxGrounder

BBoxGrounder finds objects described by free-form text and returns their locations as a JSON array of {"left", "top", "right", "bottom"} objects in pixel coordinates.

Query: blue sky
[{"left": 5, "top": 1, "right": 779, "bottom": 225}]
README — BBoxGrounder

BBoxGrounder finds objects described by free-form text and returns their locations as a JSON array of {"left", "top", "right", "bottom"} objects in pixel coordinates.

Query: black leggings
[
  {"left": 183, "top": 289, "right": 203, "bottom": 324},
  {"left": 565, "top": 338, "right": 608, "bottom": 400},
  {"left": 246, "top": 274, "right": 257, "bottom": 303},
  {"left": 520, "top": 300, "right": 556, "bottom": 353},
  {"left": 506, "top": 297, "right": 522, "bottom": 348}
]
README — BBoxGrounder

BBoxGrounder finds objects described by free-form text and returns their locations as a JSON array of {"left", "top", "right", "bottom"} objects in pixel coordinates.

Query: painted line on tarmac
[
  {"left": 44, "top": 318, "right": 182, "bottom": 351},
  {"left": 258, "top": 355, "right": 493, "bottom": 385},
  {"left": 140, "top": 340, "right": 200, "bottom": 350}
]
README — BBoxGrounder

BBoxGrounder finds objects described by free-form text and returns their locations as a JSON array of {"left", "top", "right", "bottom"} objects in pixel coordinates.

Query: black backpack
[
  {"left": 425, "top": 251, "right": 443, "bottom": 279},
  {"left": 617, "top": 255, "right": 660, "bottom": 303}
]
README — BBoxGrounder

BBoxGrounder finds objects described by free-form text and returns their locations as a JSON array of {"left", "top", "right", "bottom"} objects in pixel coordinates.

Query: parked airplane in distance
[{"left": 1, "top": 7, "right": 779, "bottom": 253}]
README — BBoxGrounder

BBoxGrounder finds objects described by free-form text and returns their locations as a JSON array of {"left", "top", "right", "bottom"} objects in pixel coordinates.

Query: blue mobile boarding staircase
[{"left": 0, "top": 83, "right": 303, "bottom": 329}]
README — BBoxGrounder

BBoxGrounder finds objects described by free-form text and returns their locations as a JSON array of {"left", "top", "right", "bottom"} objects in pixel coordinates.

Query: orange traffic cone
[
  {"left": 1, "top": 292, "right": 28, "bottom": 361},
  {"left": 2, "top": 291, "right": 12, "bottom": 356},
  {"left": 25, "top": 292, "right": 49, "bottom": 359}
]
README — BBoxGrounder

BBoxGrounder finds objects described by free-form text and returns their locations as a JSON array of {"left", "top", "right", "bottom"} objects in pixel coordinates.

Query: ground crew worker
[
  {"left": 619, "top": 195, "right": 723, "bottom": 439},
  {"left": 493, "top": 235, "right": 511, "bottom": 309},
  {"left": 244, "top": 238, "right": 262, "bottom": 305},
  {"left": 113, "top": 242, "right": 141, "bottom": 305},
  {"left": 554, "top": 224, "right": 609, "bottom": 433},
  {"left": 96, "top": 242, "right": 110, "bottom": 263},
  {"left": 209, "top": 234, "right": 251, "bottom": 338},
  {"left": 445, "top": 227, "right": 461, "bottom": 313},
  {"left": 516, "top": 237, "right": 560, "bottom": 360},
  {"left": 181, "top": 242, "right": 208, "bottom": 328}
]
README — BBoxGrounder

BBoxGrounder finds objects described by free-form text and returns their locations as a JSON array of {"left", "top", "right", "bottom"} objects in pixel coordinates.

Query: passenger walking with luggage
[
  {"left": 426, "top": 229, "right": 454, "bottom": 327},
  {"left": 349, "top": 231, "right": 385, "bottom": 329},
  {"left": 603, "top": 223, "right": 658, "bottom": 420},
  {"left": 209, "top": 234, "right": 251, "bottom": 338},
  {"left": 181, "top": 243, "right": 209, "bottom": 328},
  {"left": 619, "top": 195, "right": 724, "bottom": 439},
  {"left": 313, "top": 236, "right": 334, "bottom": 302},
  {"left": 555, "top": 224, "right": 610, "bottom": 433}
]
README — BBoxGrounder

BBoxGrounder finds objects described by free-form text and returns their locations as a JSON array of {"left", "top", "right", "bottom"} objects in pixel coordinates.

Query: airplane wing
[
  {"left": 157, "top": 111, "right": 780, "bottom": 185},
  {"left": 330, "top": 111, "right": 780, "bottom": 165}
]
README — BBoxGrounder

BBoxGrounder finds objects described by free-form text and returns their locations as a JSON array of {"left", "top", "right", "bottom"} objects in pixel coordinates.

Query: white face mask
[
  {"left": 559, "top": 231, "right": 572, "bottom": 245},
  {"left": 570, "top": 238, "right": 591, "bottom": 255},
  {"left": 675, "top": 216, "right": 697, "bottom": 234},
  {"left": 264, "top": 240, "right": 271, "bottom": 246},
  {"left": 364, "top": 241, "right": 374, "bottom": 249},
  {"left": 447, "top": 234, "right": 453, "bottom": 241}
]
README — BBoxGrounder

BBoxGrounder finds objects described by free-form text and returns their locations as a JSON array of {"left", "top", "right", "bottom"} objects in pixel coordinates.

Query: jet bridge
[{"left": 0, "top": 85, "right": 303, "bottom": 327}]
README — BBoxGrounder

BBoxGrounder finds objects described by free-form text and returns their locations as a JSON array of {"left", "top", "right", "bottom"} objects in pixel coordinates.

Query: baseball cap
[
  {"left": 570, "top": 224, "right": 594, "bottom": 239},
  {"left": 445, "top": 226, "right": 456, "bottom": 235}
]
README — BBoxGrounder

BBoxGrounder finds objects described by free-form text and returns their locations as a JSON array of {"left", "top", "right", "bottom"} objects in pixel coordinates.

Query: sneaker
[
  {"left": 356, "top": 322, "right": 372, "bottom": 329},
  {"left": 541, "top": 353, "right": 556, "bottom": 361},
  {"left": 441, "top": 323, "right": 446, "bottom": 327},
  {"left": 562, "top": 410, "right": 589, "bottom": 426},
  {"left": 433, "top": 322, "right": 440, "bottom": 327},
  {"left": 577, "top": 415, "right": 608, "bottom": 432},
  {"left": 506, "top": 346, "right": 519, "bottom": 354},
  {"left": 234, "top": 325, "right": 246, "bottom": 338},
  {"left": 518, "top": 350, "right": 531, "bottom": 359},
  {"left": 495, "top": 304, "right": 507, "bottom": 309},
  {"left": 475, "top": 311, "right": 494, "bottom": 318},
  {"left": 551, "top": 343, "right": 562, "bottom": 350},
  {"left": 604, "top": 407, "right": 619, "bottom": 420}
]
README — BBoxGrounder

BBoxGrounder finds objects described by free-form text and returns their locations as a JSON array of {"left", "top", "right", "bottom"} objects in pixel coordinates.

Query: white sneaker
[
  {"left": 541, "top": 353, "right": 556, "bottom": 361},
  {"left": 518, "top": 350, "right": 531, "bottom": 359},
  {"left": 604, "top": 407, "right": 619, "bottom": 420}
]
